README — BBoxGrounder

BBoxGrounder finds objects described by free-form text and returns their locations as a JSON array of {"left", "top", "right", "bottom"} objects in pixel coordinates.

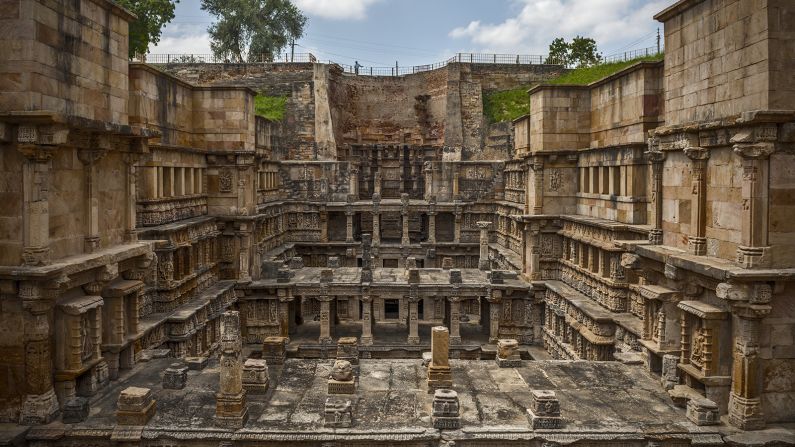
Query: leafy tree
[
  {"left": 546, "top": 37, "right": 570, "bottom": 66},
  {"left": 116, "top": 0, "right": 178, "bottom": 59},
  {"left": 201, "top": 0, "right": 307, "bottom": 62},
  {"left": 545, "top": 36, "right": 602, "bottom": 68},
  {"left": 569, "top": 35, "right": 602, "bottom": 68}
]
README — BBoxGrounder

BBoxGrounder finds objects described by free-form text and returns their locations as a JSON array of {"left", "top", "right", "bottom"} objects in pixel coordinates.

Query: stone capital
[
  {"left": 644, "top": 150, "right": 666, "bottom": 163},
  {"left": 17, "top": 144, "right": 55, "bottom": 163},
  {"left": 683, "top": 146, "right": 710, "bottom": 161},
  {"left": 476, "top": 221, "right": 492, "bottom": 230},
  {"left": 732, "top": 142, "right": 775, "bottom": 160}
]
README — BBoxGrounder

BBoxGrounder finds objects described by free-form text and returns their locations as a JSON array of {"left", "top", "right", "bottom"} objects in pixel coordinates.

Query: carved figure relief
[
  {"left": 690, "top": 327, "right": 707, "bottom": 368},
  {"left": 219, "top": 169, "right": 234, "bottom": 192},
  {"left": 549, "top": 169, "right": 562, "bottom": 191}
]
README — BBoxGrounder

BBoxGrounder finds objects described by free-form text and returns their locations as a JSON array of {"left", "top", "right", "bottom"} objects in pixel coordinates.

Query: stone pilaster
[
  {"left": 732, "top": 140, "right": 774, "bottom": 268},
  {"left": 345, "top": 205, "right": 354, "bottom": 243},
  {"left": 278, "top": 288, "right": 292, "bottom": 342},
  {"left": 19, "top": 281, "right": 59, "bottom": 425},
  {"left": 215, "top": 311, "right": 248, "bottom": 428},
  {"left": 237, "top": 224, "right": 252, "bottom": 282},
  {"left": 487, "top": 289, "right": 502, "bottom": 343},
  {"left": 448, "top": 296, "right": 461, "bottom": 344},
  {"left": 318, "top": 289, "right": 333, "bottom": 344},
  {"left": 360, "top": 294, "right": 373, "bottom": 346},
  {"left": 526, "top": 222, "right": 541, "bottom": 280},
  {"left": 529, "top": 157, "right": 544, "bottom": 214},
  {"left": 401, "top": 193, "right": 410, "bottom": 246},
  {"left": 320, "top": 205, "right": 329, "bottom": 243},
  {"left": 683, "top": 146, "right": 710, "bottom": 256},
  {"left": 407, "top": 294, "right": 420, "bottom": 345},
  {"left": 645, "top": 139, "right": 665, "bottom": 244},
  {"left": 372, "top": 193, "right": 381, "bottom": 246},
  {"left": 427, "top": 196, "right": 437, "bottom": 244},
  {"left": 122, "top": 149, "right": 143, "bottom": 242},
  {"left": 453, "top": 201, "right": 462, "bottom": 243},
  {"left": 78, "top": 138, "right": 108, "bottom": 254},
  {"left": 18, "top": 144, "right": 55, "bottom": 266},
  {"left": 477, "top": 221, "right": 491, "bottom": 270}
]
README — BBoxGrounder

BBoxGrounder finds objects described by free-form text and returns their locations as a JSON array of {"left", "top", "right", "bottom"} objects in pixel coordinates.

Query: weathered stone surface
[
  {"left": 324, "top": 397, "right": 353, "bottom": 428},
  {"left": 242, "top": 358, "right": 269, "bottom": 394},
  {"left": 62, "top": 397, "right": 89, "bottom": 424},
  {"left": 162, "top": 363, "right": 188, "bottom": 390},
  {"left": 432, "top": 388, "right": 461, "bottom": 429},
  {"left": 116, "top": 387, "right": 156, "bottom": 426}
]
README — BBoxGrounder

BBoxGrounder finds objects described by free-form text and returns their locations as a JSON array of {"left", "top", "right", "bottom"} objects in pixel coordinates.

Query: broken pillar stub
[
  {"left": 328, "top": 360, "right": 356, "bottom": 394},
  {"left": 116, "top": 387, "right": 156, "bottom": 426},
  {"left": 62, "top": 397, "right": 89, "bottom": 424},
  {"left": 336, "top": 337, "right": 359, "bottom": 365},
  {"left": 242, "top": 358, "right": 269, "bottom": 394},
  {"left": 427, "top": 326, "right": 452, "bottom": 393},
  {"left": 686, "top": 397, "right": 720, "bottom": 426},
  {"left": 408, "top": 268, "right": 420, "bottom": 284},
  {"left": 327, "top": 256, "right": 340, "bottom": 268},
  {"left": 276, "top": 267, "right": 292, "bottom": 283},
  {"left": 490, "top": 270, "right": 504, "bottom": 284},
  {"left": 162, "top": 363, "right": 188, "bottom": 389},
  {"left": 185, "top": 356, "right": 208, "bottom": 371},
  {"left": 288, "top": 256, "right": 304, "bottom": 269},
  {"left": 324, "top": 397, "right": 353, "bottom": 428},
  {"left": 262, "top": 336, "right": 287, "bottom": 365},
  {"left": 527, "top": 390, "right": 563, "bottom": 429},
  {"left": 432, "top": 388, "right": 461, "bottom": 429},
  {"left": 449, "top": 269, "right": 462, "bottom": 284},
  {"left": 320, "top": 268, "right": 334, "bottom": 283},
  {"left": 496, "top": 339, "right": 521, "bottom": 367},
  {"left": 405, "top": 256, "right": 417, "bottom": 269},
  {"left": 661, "top": 354, "right": 679, "bottom": 390}
]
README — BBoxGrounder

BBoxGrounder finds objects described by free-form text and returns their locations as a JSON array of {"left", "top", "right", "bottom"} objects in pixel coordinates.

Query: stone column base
[
  {"left": 496, "top": 355, "right": 522, "bottom": 368},
  {"left": 407, "top": 335, "right": 420, "bottom": 344},
  {"left": 328, "top": 379, "right": 356, "bottom": 394},
  {"left": 427, "top": 366, "right": 452, "bottom": 393},
  {"left": 20, "top": 389, "right": 60, "bottom": 425},
  {"left": 729, "top": 393, "right": 765, "bottom": 431},
  {"left": 360, "top": 336, "right": 373, "bottom": 346},
  {"left": 215, "top": 392, "right": 249, "bottom": 429}
]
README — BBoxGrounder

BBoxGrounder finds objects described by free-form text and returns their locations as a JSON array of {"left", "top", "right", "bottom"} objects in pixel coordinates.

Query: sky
[{"left": 150, "top": 0, "right": 671, "bottom": 68}]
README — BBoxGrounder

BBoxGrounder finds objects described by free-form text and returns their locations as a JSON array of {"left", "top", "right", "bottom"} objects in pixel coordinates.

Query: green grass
[
  {"left": 548, "top": 53, "right": 663, "bottom": 86},
  {"left": 254, "top": 94, "right": 288, "bottom": 121},
  {"left": 483, "top": 85, "right": 535, "bottom": 123}
]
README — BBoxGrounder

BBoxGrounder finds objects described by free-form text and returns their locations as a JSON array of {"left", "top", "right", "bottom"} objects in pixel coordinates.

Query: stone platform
[{"left": 18, "top": 357, "right": 734, "bottom": 446}]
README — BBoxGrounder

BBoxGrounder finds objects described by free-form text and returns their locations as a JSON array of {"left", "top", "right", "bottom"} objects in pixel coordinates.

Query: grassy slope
[
  {"left": 254, "top": 94, "right": 288, "bottom": 121},
  {"left": 483, "top": 53, "right": 663, "bottom": 123}
]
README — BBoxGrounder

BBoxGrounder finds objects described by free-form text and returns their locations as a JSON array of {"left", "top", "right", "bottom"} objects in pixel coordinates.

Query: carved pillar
[
  {"left": 237, "top": 224, "right": 252, "bottom": 282},
  {"left": 488, "top": 290, "right": 501, "bottom": 343},
  {"left": 19, "top": 281, "right": 59, "bottom": 424},
  {"left": 452, "top": 167, "right": 460, "bottom": 198},
  {"left": 453, "top": 201, "right": 462, "bottom": 243},
  {"left": 320, "top": 205, "right": 328, "bottom": 243},
  {"left": 476, "top": 221, "right": 491, "bottom": 270},
  {"left": 529, "top": 157, "right": 544, "bottom": 214},
  {"left": 318, "top": 294, "right": 333, "bottom": 344},
  {"left": 427, "top": 196, "right": 437, "bottom": 244},
  {"left": 216, "top": 311, "right": 248, "bottom": 428},
  {"left": 401, "top": 193, "right": 410, "bottom": 246},
  {"left": 423, "top": 162, "right": 434, "bottom": 200},
  {"left": 19, "top": 144, "right": 54, "bottom": 266},
  {"left": 345, "top": 207, "right": 354, "bottom": 243},
  {"left": 448, "top": 296, "right": 461, "bottom": 344},
  {"left": 645, "top": 140, "right": 665, "bottom": 244},
  {"left": 407, "top": 295, "right": 420, "bottom": 344},
  {"left": 78, "top": 140, "right": 108, "bottom": 253},
  {"left": 122, "top": 149, "right": 142, "bottom": 242},
  {"left": 372, "top": 193, "right": 381, "bottom": 245},
  {"left": 360, "top": 295, "right": 373, "bottom": 346},
  {"left": 349, "top": 165, "right": 359, "bottom": 198},
  {"left": 684, "top": 147, "right": 710, "bottom": 256},
  {"left": 733, "top": 142, "right": 773, "bottom": 268},
  {"left": 728, "top": 301, "right": 771, "bottom": 430},
  {"left": 277, "top": 288, "right": 292, "bottom": 342},
  {"left": 527, "top": 222, "right": 541, "bottom": 280}
]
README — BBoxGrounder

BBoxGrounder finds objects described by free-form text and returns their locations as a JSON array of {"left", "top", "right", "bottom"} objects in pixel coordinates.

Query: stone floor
[{"left": 22, "top": 357, "right": 738, "bottom": 445}]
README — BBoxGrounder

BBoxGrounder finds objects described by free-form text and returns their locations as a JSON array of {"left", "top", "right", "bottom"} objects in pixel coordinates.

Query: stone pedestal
[
  {"left": 686, "top": 397, "right": 720, "bottom": 426},
  {"left": 527, "top": 390, "right": 563, "bottom": 429},
  {"left": 242, "top": 358, "right": 269, "bottom": 394},
  {"left": 62, "top": 397, "right": 89, "bottom": 424},
  {"left": 336, "top": 337, "right": 359, "bottom": 365},
  {"left": 432, "top": 389, "right": 460, "bottom": 429},
  {"left": 215, "top": 392, "right": 249, "bottom": 428},
  {"left": 661, "top": 354, "right": 679, "bottom": 390},
  {"left": 328, "top": 360, "right": 356, "bottom": 394},
  {"left": 163, "top": 363, "right": 188, "bottom": 389},
  {"left": 325, "top": 397, "right": 353, "bottom": 428},
  {"left": 427, "top": 326, "right": 452, "bottom": 393},
  {"left": 496, "top": 339, "right": 521, "bottom": 367},
  {"left": 117, "top": 387, "right": 156, "bottom": 426},
  {"left": 186, "top": 356, "right": 208, "bottom": 371},
  {"left": 262, "top": 336, "right": 287, "bottom": 365}
]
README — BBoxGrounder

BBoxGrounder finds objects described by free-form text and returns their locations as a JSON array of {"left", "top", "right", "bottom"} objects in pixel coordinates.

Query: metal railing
[{"left": 139, "top": 46, "right": 662, "bottom": 76}]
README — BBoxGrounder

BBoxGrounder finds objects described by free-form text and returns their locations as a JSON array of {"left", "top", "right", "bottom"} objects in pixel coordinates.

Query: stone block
[
  {"left": 686, "top": 397, "right": 720, "bottom": 426},
  {"left": 324, "top": 397, "right": 353, "bottom": 428},
  {"left": 408, "top": 268, "right": 420, "bottom": 284},
  {"left": 263, "top": 336, "right": 287, "bottom": 365},
  {"left": 496, "top": 339, "right": 521, "bottom": 367},
  {"left": 215, "top": 392, "right": 249, "bottom": 429},
  {"left": 320, "top": 268, "right": 334, "bottom": 283},
  {"left": 162, "top": 363, "right": 188, "bottom": 390},
  {"left": 405, "top": 257, "right": 417, "bottom": 268},
  {"left": 242, "top": 358, "right": 269, "bottom": 394},
  {"left": 421, "top": 351, "right": 432, "bottom": 367},
  {"left": 277, "top": 267, "right": 292, "bottom": 283},
  {"left": 428, "top": 327, "right": 452, "bottom": 392},
  {"left": 327, "top": 256, "right": 340, "bottom": 268},
  {"left": 336, "top": 337, "right": 359, "bottom": 365},
  {"left": 442, "top": 257, "right": 453, "bottom": 269},
  {"left": 449, "top": 269, "right": 462, "bottom": 284},
  {"left": 62, "top": 397, "right": 89, "bottom": 424},
  {"left": 117, "top": 387, "right": 156, "bottom": 426},
  {"left": 328, "top": 378, "right": 356, "bottom": 394},
  {"left": 489, "top": 270, "right": 504, "bottom": 284},
  {"left": 329, "top": 360, "right": 355, "bottom": 394},
  {"left": 432, "top": 389, "right": 460, "bottom": 429},
  {"left": 527, "top": 390, "right": 563, "bottom": 429},
  {"left": 661, "top": 354, "right": 679, "bottom": 390},
  {"left": 185, "top": 356, "right": 208, "bottom": 371}
]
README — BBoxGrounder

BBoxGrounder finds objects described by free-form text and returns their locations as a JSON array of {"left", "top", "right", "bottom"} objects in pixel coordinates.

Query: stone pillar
[
  {"left": 477, "top": 221, "right": 491, "bottom": 270},
  {"left": 320, "top": 205, "right": 329, "bottom": 243},
  {"left": 427, "top": 326, "right": 452, "bottom": 392},
  {"left": 215, "top": 311, "right": 248, "bottom": 428},
  {"left": 408, "top": 295, "right": 420, "bottom": 344},
  {"left": 78, "top": 142, "right": 108, "bottom": 253},
  {"left": 488, "top": 291, "right": 501, "bottom": 343},
  {"left": 345, "top": 210, "right": 354, "bottom": 243},
  {"left": 448, "top": 296, "right": 461, "bottom": 344},
  {"left": 453, "top": 201, "right": 462, "bottom": 243},
  {"left": 733, "top": 142, "right": 773, "bottom": 268},
  {"left": 526, "top": 222, "right": 541, "bottom": 280},
  {"left": 237, "top": 224, "right": 252, "bottom": 282},
  {"left": 645, "top": 143, "right": 665, "bottom": 244},
  {"left": 372, "top": 193, "right": 381, "bottom": 245},
  {"left": 318, "top": 292, "right": 333, "bottom": 344},
  {"left": 427, "top": 196, "right": 437, "bottom": 244},
  {"left": 122, "top": 150, "right": 143, "bottom": 242},
  {"left": 423, "top": 162, "right": 434, "bottom": 200},
  {"left": 19, "top": 281, "right": 59, "bottom": 425},
  {"left": 19, "top": 144, "right": 54, "bottom": 266},
  {"left": 360, "top": 295, "right": 373, "bottom": 346},
  {"left": 529, "top": 157, "right": 544, "bottom": 214},
  {"left": 728, "top": 296, "right": 772, "bottom": 430},
  {"left": 401, "top": 193, "right": 410, "bottom": 246},
  {"left": 278, "top": 288, "right": 292, "bottom": 342},
  {"left": 349, "top": 166, "right": 359, "bottom": 197},
  {"left": 684, "top": 147, "right": 710, "bottom": 256}
]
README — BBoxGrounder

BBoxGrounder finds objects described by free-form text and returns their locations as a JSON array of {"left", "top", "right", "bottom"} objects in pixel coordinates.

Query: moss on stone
[{"left": 254, "top": 94, "right": 288, "bottom": 121}]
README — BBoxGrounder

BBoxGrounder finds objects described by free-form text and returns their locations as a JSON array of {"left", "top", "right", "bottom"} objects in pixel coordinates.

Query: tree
[
  {"left": 201, "top": 0, "right": 307, "bottom": 62},
  {"left": 116, "top": 0, "right": 178, "bottom": 59},
  {"left": 569, "top": 36, "right": 602, "bottom": 67},
  {"left": 545, "top": 36, "right": 602, "bottom": 68},
  {"left": 546, "top": 37, "right": 570, "bottom": 66}
]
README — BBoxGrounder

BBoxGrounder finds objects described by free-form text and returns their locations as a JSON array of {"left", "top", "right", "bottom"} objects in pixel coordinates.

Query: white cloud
[
  {"left": 293, "top": 0, "right": 380, "bottom": 20},
  {"left": 449, "top": 0, "right": 669, "bottom": 56},
  {"left": 149, "top": 23, "right": 212, "bottom": 55}
]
